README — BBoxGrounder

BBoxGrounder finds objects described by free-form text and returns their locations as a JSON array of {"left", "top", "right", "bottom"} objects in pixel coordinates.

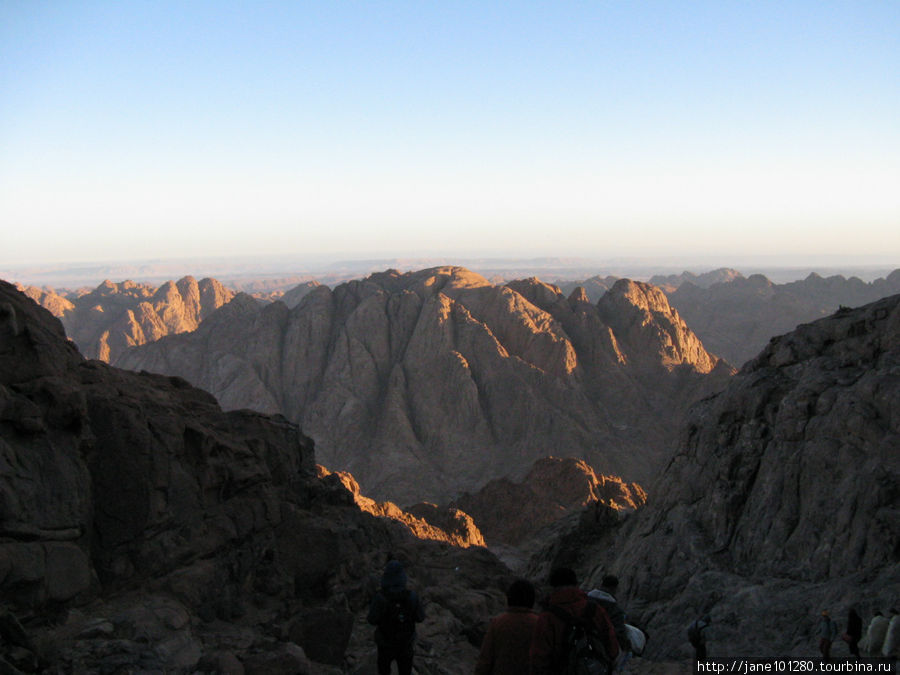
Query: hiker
[
  {"left": 883, "top": 609, "right": 899, "bottom": 660},
  {"left": 861, "top": 611, "right": 889, "bottom": 656},
  {"left": 475, "top": 578, "right": 538, "bottom": 675},
  {"left": 843, "top": 608, "right": 862, "bottom": 658},
  {"left": 687, "top": 614, "right": 711, "bottom": 660},
  {"left": 367, "top": 559, "right": 425, "bottom": 675},
  {"left": 588, "top": 574, "right": 634, "bottom": 670},
  {"left": 529, "top": 567, "right": 619, "bottom": 674},
  {"left": 818, "top": 610, "right": 839, "bottom": 661}
]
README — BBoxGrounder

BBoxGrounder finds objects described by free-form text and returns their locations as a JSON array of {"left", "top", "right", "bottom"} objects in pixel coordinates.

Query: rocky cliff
[
  {"left": 116, "top": 267, "right": 732, "bottom": 503},
  {"left": 530, "top": 293, "right": 900, "bottom": 658},
  {"left": 17, "top": 276, "right": 235, "bottom": 362},
  {"left": 0, "top": 280, "right": 512, "bottom": 673}
]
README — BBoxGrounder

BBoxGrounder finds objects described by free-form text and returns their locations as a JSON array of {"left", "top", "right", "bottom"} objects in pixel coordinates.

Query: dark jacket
[
  {"left": 475, "top": 607, "right": 539, "bottom": 675},
  {"left": 529, "top": 587, "right": 619, "bottom": 675}
]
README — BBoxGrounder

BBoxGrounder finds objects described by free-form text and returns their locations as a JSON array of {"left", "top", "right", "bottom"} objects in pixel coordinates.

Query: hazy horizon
[
  {"left": 3, "top": 252, "right": 899, "bottom": 290},
  {"left": 2, "top": 2, "right": 898, "bottom": 267}
]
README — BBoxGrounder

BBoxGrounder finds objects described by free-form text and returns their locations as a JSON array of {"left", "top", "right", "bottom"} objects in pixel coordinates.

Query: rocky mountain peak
[
  {"left": 567, "top": 286, "right": 591, "bottom": 305},
  {"left": 117, "top": 268, "right": 730, "bottom": 502},
  {"left": 597, "top": 278, "right": 722, "bottom": 373},
  {"left": 605, "top": 278, "right": 673, "bottom": 314},
  {"left": 40, "top": 276, "right": 238, "bottom": 362}
]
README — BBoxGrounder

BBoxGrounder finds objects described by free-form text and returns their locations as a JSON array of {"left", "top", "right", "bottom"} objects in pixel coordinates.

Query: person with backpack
[
  {"left": 588, "top": 576, "right": 632, "bottom": 653},
  {"left": 843, "top": 608, "right": 863, "bottom": 658},
  {"left": 367, "top": 559, "right": 425, "bottom": 675},
  {"left": 817, "top": 610, "right": 839, "bottom": 661},
  {"left": 588, "top": 575, "right": 641, "bottom": 671},
  {"left": 529, "top": 567, "right": 619, "bottom": 675},
  {"left": 687, "top": 614, "right": 711, "bottom": 660},
  {"left": 475, "top": 578, "right": 539, "bottom": 675}
]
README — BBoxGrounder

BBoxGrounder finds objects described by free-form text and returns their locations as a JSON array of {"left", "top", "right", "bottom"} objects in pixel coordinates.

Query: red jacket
[
  {"left": 475, "top": 607, "right": 539, "bottom": 675},
  {"left": 529, "top": 587, "right": 619, "bottom": 674}
]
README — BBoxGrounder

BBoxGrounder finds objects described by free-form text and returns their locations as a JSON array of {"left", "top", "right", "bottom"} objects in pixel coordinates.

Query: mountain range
[
  {"left": 560, "top": 268, "right": 900, "bottom": 368},
  {"left": 114, "top": 266, "right": 731, "bottom": 503}
]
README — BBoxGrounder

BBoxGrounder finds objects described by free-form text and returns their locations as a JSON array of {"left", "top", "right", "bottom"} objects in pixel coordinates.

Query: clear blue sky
[{"left": 2, "top": 1, "right": 898, "bottom": 266}]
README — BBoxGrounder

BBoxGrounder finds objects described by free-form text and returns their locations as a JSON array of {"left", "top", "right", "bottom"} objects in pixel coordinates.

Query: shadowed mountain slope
[
  {"left": 116, "top": 266, "right": 732, "bottom": 503},
  {"left": 530, "top": 293, "right": 900, "bottom": 658}
]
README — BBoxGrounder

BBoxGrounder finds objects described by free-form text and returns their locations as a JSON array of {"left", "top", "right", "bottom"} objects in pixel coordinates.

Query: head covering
[
  {"left": 381, "top": 560, "right": 407, "bottom": 593},
  {"left": 506, "top": 578, "right": 535, "bottom": 609},
  {"left": 548, "top": 567, "right": 578, "bottom": 588},
  {"left": 601, "top": 575, "right": 619, "bottom": 590}
]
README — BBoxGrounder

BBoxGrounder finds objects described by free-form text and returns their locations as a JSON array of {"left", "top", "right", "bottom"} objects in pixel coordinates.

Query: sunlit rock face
[
  {"left": 317, "top": 465, "right": 487, "bottom": 548},
  {"left": 0, "top": 280, "right": 513, "bottom": 673},
  {"left": 17, "top": 276, "right": 235, "bottom": 362},
  {"left": 530, "top": 294, "right": 900, "bottom": 659},
  {"left": 450, "top": 456, "right": 645, "bottom": 547},
  {"left": 117, "top": 266, "right": 732, "bottom": 503}
]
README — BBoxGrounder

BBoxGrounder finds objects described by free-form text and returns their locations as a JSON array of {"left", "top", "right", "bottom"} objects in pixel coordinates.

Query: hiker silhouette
[
  {"left": 687, "top": 614, "right": 711, "bottom": 660},
  {"left": 530, "top": 567, "right": 619, "bottom": 674},
  {"left": 844, "top": 608, "right": 862, "bottom": 658},
  {"left": 817, "top": 610, "right": 839, "bottom": 661},
  {"left": 367, "top": 560, "right": 425, "bottom": 675},
  {"left": 475, "top": 578, "right": 538, "bottom": 675}
]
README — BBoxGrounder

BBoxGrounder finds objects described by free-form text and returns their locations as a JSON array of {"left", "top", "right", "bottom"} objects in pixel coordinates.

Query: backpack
[
  {"left": 626, "top": 623, "right": 647, "bottom": 656},
  {"left": 380, "top": 589, "right": 416, "bottom": 645},
  {"left": 550, "top": 603, "right": 613, "bottom": 675}
]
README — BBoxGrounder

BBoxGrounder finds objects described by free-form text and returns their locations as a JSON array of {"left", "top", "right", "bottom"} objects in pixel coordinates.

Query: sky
[{"left": 1, "top": 1, "right": 899, "bottom": 268}]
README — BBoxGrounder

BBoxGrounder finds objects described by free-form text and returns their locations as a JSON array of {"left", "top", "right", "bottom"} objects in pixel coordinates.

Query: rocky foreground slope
[
  {"left": 531, "top": 293, "right": 900, "bottom": 658},
  {"left": 0, "top": 280, "right": 512, "bottom": 673},
  {"left": 116, "top": 266, "right": 732, "bottom": 503}
]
